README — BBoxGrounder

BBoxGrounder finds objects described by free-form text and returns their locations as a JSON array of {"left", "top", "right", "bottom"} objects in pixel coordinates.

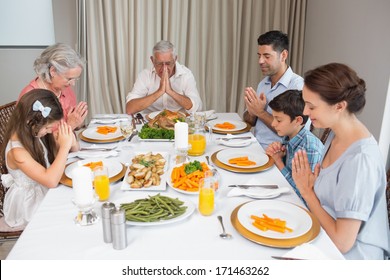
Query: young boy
[{"left": 266, "top": 90, "right": 324, "bottom": 204}]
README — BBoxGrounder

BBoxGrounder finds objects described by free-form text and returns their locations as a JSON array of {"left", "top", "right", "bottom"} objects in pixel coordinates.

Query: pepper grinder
[
  {"left": 101, "top": 202, "right": 115, "bottom": 243},
  {"left": 111, "top": 207, "right": 127, "bottom": 250}
]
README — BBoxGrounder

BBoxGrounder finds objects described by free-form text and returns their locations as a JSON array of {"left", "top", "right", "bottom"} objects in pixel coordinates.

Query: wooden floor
[{"left": 0, "top": 241, "right": 16, "bottom": 260}]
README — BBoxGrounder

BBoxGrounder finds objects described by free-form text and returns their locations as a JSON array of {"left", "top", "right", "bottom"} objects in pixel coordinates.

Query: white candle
[
  {"left": 72, "top": 166, "right": 94, "bottom": 207},
  {"left": 175, "top": 122, "right": 188, "bottom": 149}
]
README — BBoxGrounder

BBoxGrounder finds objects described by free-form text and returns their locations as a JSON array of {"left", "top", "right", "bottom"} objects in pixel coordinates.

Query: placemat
[
  {"left": 211, "top": 150, "right": 274, "bottom": 173},
  {"left": 60, "top": 163, "right": 126, "bottom": 187},
  {"left": 231, "top": 202, "right": 320, "bottom": 248},
  {"left": 79, "top": 132, "right": 124, "bottom": 143},
  {"left": 209, "top": 122, "right": 252, "bottom": 135}
]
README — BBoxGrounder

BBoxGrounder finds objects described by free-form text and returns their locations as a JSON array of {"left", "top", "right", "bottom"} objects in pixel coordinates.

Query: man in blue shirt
[
  {"left": 243, "top": 30, "right": 304, "bottom": 150},
  {"left": 265, "top": 90, "right": 324, "bottom": 205}
]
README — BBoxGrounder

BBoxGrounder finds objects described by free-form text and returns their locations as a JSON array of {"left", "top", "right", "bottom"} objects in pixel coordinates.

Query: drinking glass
[
  {"left": 186, "top": 113, "right": 210, "bottom": 156},
  {"left": 93, "top": 166, "right": 110, "bottom": 201},
  {"left": 119, "top": 118, "right": 135, "bottom": 150},
  {"left": 198, "top": 176, "right": 216, "bottom": 216}
]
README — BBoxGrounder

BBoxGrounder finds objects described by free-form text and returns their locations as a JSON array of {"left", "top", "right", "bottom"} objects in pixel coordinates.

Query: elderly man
[
  {"left": 243, "top": 30, "right": 304, "bottom": 149},
  {"left": 126, "top": 40, "right": 202, "bottom": 115}
]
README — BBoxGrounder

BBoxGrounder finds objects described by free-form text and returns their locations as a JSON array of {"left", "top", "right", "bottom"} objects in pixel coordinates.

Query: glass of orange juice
[
  {"left": 93, "top": 166, "right": 110, "bottom": 201},
  {"left": 198, "top": 177, "right": 216, "bottom": 216},
  {"left": 188, "top": 133, "right": 206, "bottom": 156},
  {"left": 187, "top": 113, "right": 210, "bottom": 156}
]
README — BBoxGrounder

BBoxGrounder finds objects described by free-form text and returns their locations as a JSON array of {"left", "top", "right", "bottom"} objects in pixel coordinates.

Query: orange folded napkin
[{"left": 96, "top": 126, "right": 118, "bottom": 135}]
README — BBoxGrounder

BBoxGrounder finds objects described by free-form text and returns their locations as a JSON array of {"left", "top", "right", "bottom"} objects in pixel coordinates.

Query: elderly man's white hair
[{"left": 153, "top": 40, "right": 177, "bottom": 57}]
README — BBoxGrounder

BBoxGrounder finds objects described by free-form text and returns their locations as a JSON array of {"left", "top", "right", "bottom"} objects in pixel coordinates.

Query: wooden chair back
[
  {"left": 310, "top": 124, "right": 331, "bottom": 144},
  {"left": 0, "top": 101, "right": 16, "bottom": 210},
  {"left": 0, "top": 101, "right": 23, "bottom": 241}
]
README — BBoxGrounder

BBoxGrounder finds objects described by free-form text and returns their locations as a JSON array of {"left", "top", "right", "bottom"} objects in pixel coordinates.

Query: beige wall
[
  {"left": 303, "top": 0, "right": 390, "bottom": 167},
  {"left": 0, "top": 0, "right": 77, "bottom": 104}
]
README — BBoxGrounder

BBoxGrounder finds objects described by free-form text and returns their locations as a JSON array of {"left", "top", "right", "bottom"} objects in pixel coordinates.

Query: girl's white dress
[{"left": 1, "top": 140, "right": 49, "bottom": 227}]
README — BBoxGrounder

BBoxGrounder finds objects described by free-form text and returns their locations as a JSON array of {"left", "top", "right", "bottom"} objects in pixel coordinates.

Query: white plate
[
  {"left": 208, "top": 120, "right": 247, "bottom": 132},
  {"left": 217, "top": 138, "right": 255, "bottom": 148},
  {"left": 114, "top": 194, "right": 195, "bottom": 226},
  {"left": 90, "top": 118, "right": 129, "bottom": 124},
  {"left": 146, "top": 111, "right": 161, "bottom": 120},
  {"left": 167, "top": 162, "right": 213, "bottom": 195},
  {"left": 120, "top": 152, "right": 169, "bottom": 191},
  {"left": 69, "top": 150, "right": 118, "bottom": 159},
  {"left": 65, "top": 158, "right": 123, "bottom": 179},
  {"left": 216, "top": 148, "right": 268, "bottom": 169},
  {"left": 82, "top": 126, "right": 122, "bottom": 140},
  {"left": 138, "top": 138, "right": 174, "bottom": 142},
  {"left": 237, "top": 200, "right": 312, "bottom": 239},
  {"left": 206, "top": 114, "right": 217, "bottom": 120},
  {"left": 227, "top": 186, "right": 290, "bottom": 199}
]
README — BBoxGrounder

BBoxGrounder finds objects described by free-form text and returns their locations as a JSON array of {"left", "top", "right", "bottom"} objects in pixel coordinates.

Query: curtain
[{"left": 77, "top": 0, "right": 306, "bottom": 117}]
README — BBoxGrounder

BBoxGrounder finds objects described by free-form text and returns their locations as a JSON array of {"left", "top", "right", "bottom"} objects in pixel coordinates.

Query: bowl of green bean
[{"left": 116, "top": 193, "right": 195, "bottom": 226}]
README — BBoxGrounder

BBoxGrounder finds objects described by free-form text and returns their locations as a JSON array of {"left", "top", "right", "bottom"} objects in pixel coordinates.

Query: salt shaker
[
  {"left": 111, "top": 207, "right": 127, "bottom": 250},
  {"left": 101, "top": 202, "right": 115, "bottom": 243}
]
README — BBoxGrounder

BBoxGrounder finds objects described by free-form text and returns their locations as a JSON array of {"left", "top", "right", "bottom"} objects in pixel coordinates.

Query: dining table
[{"left": 6, "top": 112, "right": 344, "bottom": 260}]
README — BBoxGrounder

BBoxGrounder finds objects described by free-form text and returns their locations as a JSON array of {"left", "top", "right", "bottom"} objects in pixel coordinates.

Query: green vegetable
[
  {"left": 120, "top": 194, "right": 187, "bottom": 222},
  {"left": 139, "top": 158, "right": 154, "bottom": 167},
  {"left": 184, "top": 160, "right": 203, "bottom": 175},
  {"left": 138, "top": 124, "right": 175, "bottom": 140}
]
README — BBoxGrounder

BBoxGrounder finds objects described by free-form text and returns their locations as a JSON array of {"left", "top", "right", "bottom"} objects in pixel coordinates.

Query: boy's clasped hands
[{"left": 266, "top": 141, "right": 286, "bottom": 170}]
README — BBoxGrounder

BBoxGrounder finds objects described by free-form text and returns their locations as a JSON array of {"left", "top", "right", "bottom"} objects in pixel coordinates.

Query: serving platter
[
  {"left": 120, "top": 152, "right": 169, "bottom": 191},
  {"left": 167, "top": 162, "right": 215, "bottom": 195},
  {"left": 146, "top": 110, "right": 188, "bottom": 121},
  {"left": 115, "top": 194, "right": 195, "bottom": 226}
]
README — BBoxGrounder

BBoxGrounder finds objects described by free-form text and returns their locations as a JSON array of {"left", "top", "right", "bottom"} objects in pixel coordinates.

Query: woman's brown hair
[{"left": 304, "top": 63, "right": 366, "bottom": 114}]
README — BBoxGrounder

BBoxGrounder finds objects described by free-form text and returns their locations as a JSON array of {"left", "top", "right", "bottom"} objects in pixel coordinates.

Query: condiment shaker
[
  {"left": 101, "top": 202, "right": 115, "bottom": 243},
  {"left": 111, "top": 207, "right": 127, "bottom": 250}
]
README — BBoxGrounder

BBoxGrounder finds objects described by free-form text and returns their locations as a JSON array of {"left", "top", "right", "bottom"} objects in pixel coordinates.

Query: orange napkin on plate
[{"left": 96, "top": 126, "right": 118, "bottom": 135}]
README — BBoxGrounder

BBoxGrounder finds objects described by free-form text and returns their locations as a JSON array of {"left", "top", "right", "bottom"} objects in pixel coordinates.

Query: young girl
[
  {"left": 1, "top": 89, "right": 78, "bottom": 228},
  {"left": 292, "top": 63, "right": 390, "bottom": 259}
]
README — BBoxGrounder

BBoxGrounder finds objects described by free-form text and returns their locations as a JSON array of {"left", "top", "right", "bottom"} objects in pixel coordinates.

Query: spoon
[
  {"left": 206, "top": 155, "right": 218, "bottom": 171},
  {"left": 217, "top": 215, "right": 232, "bottom": 239}
]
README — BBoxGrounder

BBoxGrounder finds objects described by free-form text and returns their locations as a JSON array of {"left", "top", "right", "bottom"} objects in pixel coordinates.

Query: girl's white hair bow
[{"left": 32, "top": 100, "right": 51, "bottom": 118}]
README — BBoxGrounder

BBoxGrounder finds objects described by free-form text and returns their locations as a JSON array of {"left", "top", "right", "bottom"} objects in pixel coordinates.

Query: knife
[
  {"left": 228, "top": 184, "right": 278, "bottom": 189},
  {"left": 271, "top": 256, "right": 305, "bottom": 260},
  {"left": 216, "top": 136, "right": 252, "bottom": 141}
]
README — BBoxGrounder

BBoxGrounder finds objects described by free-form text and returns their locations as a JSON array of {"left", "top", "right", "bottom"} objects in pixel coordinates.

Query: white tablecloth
[{"left": 6, "top": 113, "right": 344, "bottom": 260}]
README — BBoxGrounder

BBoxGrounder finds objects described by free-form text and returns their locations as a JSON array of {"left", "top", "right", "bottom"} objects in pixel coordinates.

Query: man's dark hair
[
  {"left": 257, "top": 30, "right": 289, "bottom": 53},
  {"left": 268, "top": 90, "right": 308, "bottom": 124}
]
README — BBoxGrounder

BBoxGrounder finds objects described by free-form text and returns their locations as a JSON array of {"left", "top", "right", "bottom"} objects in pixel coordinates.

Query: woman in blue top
[{"left": 292, "top": 63, "right": 390, "bottom": 259}]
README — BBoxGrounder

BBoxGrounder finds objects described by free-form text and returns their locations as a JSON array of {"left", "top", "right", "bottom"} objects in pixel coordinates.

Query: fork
[
  {"left": 80, "top": 147, "right": 115, "bottom": 151},
  {"left": 136, "top": 113, "right": 146, "bottom": 124},
  {"left": 128, "top": 129, "right": 138, "bottom": 142}
]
